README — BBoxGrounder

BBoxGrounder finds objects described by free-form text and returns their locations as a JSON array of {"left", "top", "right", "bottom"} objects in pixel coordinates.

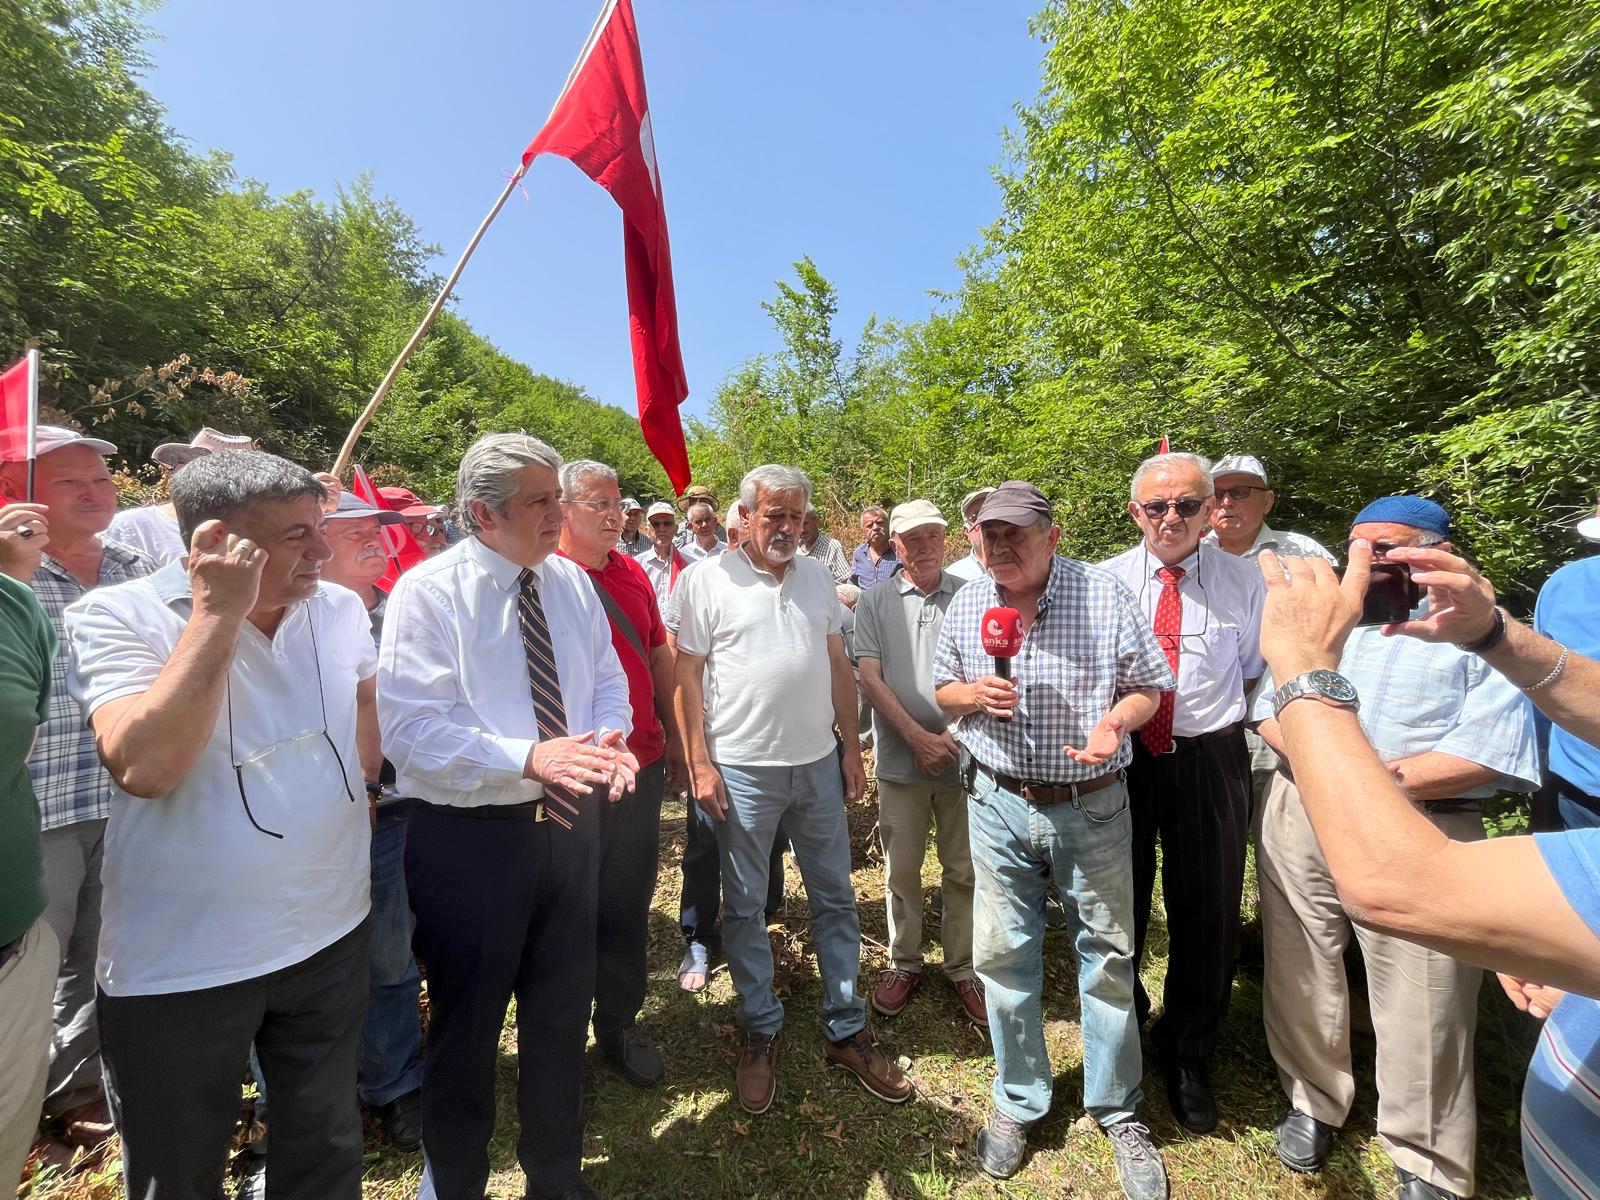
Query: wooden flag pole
[
  {"left": 331, "top": 166, "right": 526, "bottom": 479},
  {"left": 330, "top": 0, "right": 617, "bottom": 479}
]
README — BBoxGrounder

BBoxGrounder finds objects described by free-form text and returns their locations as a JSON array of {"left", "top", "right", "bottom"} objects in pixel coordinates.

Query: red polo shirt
[{"left": 559, "top": 548, "right": 667, "bottom": 766}]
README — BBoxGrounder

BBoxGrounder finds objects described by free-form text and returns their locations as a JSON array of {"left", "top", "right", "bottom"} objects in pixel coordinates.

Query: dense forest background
[{"left": 4, "top": 0, "right": 1597, "bottom": 599}]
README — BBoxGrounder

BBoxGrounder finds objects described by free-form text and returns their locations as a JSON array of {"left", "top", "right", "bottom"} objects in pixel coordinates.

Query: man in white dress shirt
[
  {"left": 679, "top": 500, "right": 726, "bottom": 562},
  {"left": 1100, "top": 451, "right": 1265, "bottom": 1136},
  {"left": 65, "top": 450, "right": 380, "bottom": 1200},
  {"left": 378, "top": 433, "right": 636, "bottom": 1200}
]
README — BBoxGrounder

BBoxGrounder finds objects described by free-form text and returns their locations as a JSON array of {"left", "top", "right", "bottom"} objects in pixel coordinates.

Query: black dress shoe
[
  {"left": 1396, "top": 1168, "right": 1462, "bottom": 1200},
  {"left": 601, "top": 1027, "right": 665, "bottom": 1088},
  {"left": 375, "top": 1088, "right": 423, "bottom": 1152},
  {"left": 1165, "top": 1064, "right": 1217, "bottom": 1134},
  {"left": 1275, "top": 1107, "right": 1336, "bottom": 1173}
]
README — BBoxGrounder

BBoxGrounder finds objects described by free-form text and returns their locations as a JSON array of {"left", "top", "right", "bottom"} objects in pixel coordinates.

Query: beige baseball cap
[{"left": 889, "top": 499, "right": 947, "bottom": 537}]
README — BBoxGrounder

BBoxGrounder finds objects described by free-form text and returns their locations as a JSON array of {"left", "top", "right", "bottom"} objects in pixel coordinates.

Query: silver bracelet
[{"left": 1523, "top": 646, "right": 1569, "bottom": 693}]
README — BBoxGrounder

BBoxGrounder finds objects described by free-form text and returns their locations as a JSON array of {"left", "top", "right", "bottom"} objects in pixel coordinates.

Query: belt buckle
[{"left": 533, "top": 802, "right": 547, "bottom": 823}]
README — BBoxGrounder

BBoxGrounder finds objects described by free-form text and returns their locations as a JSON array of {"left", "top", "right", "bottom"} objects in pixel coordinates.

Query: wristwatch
[{"left": 1270, "top": 669, "right": 1360, "bottom": 717}]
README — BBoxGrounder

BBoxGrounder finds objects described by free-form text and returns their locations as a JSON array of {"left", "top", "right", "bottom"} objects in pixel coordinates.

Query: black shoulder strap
[{"left": 586, "top": 571, "right": 649, "bottom": 667}]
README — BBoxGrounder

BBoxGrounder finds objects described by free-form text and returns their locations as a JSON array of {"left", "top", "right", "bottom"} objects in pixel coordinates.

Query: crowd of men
[{"left": 0, "top": 424, "right": 1597, "bottom": 1200}]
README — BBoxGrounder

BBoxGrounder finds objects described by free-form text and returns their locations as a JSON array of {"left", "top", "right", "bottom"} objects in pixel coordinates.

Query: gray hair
[
  {"left": 860, "top": 505, "right": 887, "bottom": 520},
  {"left": 726, "top": 508, "right": 743, "bottom": 533},
  {"left": 171, "top": 450, "right": 325, "bottom": 543},
  {"left": 738, "top": 463, "right": 812, "bottom": 513},
  {"left": 455, "top": 433, "right": 563, "bottom": 534},
  {"left": 1130, "top": 451, "right": 1214, "bottom": 501},
  {"left": 557, "top": 458, "right": 618, "bottom": 498},
  {"left": 686, "top": 501, "right": 715, "bottom": 522}
]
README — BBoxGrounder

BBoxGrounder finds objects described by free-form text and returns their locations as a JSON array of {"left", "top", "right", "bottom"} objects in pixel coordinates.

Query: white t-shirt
[
  {"left": 65, "top": 565, "right": 376, "bottom": 996},
  {"left": 107, "top": 505, "right": 187, "bottom": 567},
  {"left": 674, "top": 548, "right": 842, "bottom": 767}
]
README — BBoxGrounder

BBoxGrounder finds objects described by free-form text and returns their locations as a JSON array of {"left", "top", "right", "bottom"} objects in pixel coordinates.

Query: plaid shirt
[
  {"left": 933, "top": 557, "right": 1174, "bottom": 783},
  {"left": 27, "top": 539, "right": 155, "bottom": 829}
]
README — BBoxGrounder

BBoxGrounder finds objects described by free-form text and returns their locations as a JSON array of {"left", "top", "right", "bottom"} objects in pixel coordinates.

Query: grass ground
[{"left": 24, "top": 782, "right": 1538, "bottom": 1200}]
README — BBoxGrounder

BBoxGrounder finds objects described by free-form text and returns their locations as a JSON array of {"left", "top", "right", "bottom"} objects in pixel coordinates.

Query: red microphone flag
[{"left": 523, "top": 0, "right": 692, "bottom": 494}]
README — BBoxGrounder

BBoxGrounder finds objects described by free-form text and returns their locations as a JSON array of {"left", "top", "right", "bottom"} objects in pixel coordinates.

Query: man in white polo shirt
[
  {"left": 64, "top": 450, "right": 379, "bottom": 1200},
  {"left": 674, "top": 463, "right": 909, "bottom": 1117}
]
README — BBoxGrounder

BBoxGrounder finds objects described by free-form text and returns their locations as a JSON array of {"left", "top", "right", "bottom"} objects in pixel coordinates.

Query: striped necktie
[{"left": 517, "top": 568, "right": 579, "bottom": 829}]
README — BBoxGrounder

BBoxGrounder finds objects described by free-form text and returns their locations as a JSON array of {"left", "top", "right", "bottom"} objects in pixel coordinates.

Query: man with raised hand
[
  {"left": 674, "top": 463, "right": 908, "bottom": 1116},
  {"left": 855, "top": 499, "right": 984, "bottom": 1027},
  {"left": 0, "top": 425, "right": 153, "bottom": 1157},
  {"left": 934, "top": 480, "right": 1173, "bottom": 1199},
  {"left": 66, "top": 450, "right": 378, "bottom": 1199},
  {"left": 379, "top": 433, "right": 635, "bottom": 1200},
  {"left": 557, "top": 459, "right": 683, "bottom": 1090},
  {"left": 1100, "top": 451, "right": 1265, "bottom": 1136},
  {"left": 1251, "top": 497, "right": 1537, "bottom": 1199}
]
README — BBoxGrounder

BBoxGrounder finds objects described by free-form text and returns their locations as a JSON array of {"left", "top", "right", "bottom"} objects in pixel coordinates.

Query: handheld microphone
[{"left": 980, "top": 606, "right": 1024, "bottom": 720}]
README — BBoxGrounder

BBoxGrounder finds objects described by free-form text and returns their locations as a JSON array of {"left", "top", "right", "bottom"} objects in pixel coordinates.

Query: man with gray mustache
[{"left": 320, "top": 490, "right": 426, "bottom": 1150}]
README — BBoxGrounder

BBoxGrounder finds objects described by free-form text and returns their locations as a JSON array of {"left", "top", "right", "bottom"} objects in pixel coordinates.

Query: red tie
[{"left": 1139, "top": 564, "right": 1186, "bottom": 756}]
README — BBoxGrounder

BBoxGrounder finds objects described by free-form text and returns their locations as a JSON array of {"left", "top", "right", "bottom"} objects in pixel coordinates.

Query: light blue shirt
[
  {"left": 1253, "top": 619, "right": 1541, "bottom": 798},
  {"left": 1534, "top": 556, "right": 1600, "bottom": 799}
]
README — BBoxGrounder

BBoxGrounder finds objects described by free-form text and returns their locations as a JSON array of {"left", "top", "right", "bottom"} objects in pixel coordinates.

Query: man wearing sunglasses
[
  {"left": 63, "top": 451, "right": 380, "bottom": 1200},
  {"left": 1204, "top": 454, "right": 1336, "bottom": 565},
  {"left": 1249, "top": 496, "right": 1538, "bottom": 1198},
  {"left": 1100, "top": 451, "right": 1267, "bottom": 1135}
]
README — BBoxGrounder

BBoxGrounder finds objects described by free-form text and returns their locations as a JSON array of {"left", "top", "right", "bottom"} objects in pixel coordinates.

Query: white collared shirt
[
  {"left": 1099, "top": 542, "right": 1267, "bottom": 736},
  {"left": 377, "top": 537, "right": 631, "bottom": 808},
  {"left": 946, "top": 553, "right": 986, "bottom": 583},
  {"left": 680, "top": 538, "right": 726, "bottom": 563},
  {"left": 1202, "top": 521, "right": 1336, "bottom": 563},
  {"left": 64, "top": 564, "right": 376, "bottom": 996}
]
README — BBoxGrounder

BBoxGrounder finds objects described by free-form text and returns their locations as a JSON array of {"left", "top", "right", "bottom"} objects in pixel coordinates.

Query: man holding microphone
[{"left": 933, "top": 481, "right": 1174, "bottom": 1200}]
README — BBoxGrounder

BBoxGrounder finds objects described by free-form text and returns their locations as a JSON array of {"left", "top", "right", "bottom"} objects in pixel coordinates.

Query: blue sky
[{"left": 141, "top": 1, "right": 1044, "bottom": 423}]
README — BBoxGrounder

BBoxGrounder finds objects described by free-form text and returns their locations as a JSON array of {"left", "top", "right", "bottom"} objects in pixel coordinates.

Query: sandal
[{"left": 678, "top": 941, "right": 711, "bottom": 993}]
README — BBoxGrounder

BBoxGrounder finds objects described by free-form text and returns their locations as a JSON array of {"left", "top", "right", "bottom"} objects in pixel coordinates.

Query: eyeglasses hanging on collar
[{"left": 227, "top": 611, "right": 356, "bottom": 839}]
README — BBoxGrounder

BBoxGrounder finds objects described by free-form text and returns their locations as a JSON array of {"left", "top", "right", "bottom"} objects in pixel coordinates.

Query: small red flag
[
  {"left": 523, "top": 0, "right": 692, "bottom": 494},
  {"left": 351, "top": 465, "right": 424, "bottom": 592},
  {"left": 1157, "top": 434, "right": 1171, "bottom": 455},
  {"left": 0, "top": 350, "right": 39, "bottom": 465}
]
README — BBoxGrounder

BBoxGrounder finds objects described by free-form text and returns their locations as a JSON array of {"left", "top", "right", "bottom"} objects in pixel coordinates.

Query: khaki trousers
[
  {"left": 877, "top": 777, "right": 974, "bottom": 980},
  {"left": 0, "top": 920, "right": 58, "bottom": 1195},
  {"left": 1258, "top": 771, "right": 1483, "bottom": 1195}
]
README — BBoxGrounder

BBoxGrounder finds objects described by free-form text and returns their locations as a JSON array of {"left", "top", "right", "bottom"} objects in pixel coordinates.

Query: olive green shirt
[{"left": 0, "top": 572, "right": 54, "bottom": 945}]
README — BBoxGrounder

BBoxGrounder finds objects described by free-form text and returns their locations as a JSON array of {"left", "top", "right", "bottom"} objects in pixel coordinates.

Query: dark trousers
[
  {"left": 1128, "top": 727, "right": 1251, "bottom": 1067},
  {"left": 594, "top": 758, "right": 665, "bottom": 1038},
  {"left": 680, "top": 803, "right": 787, "bottom": 950},
  {"left": 98, "top": 921, "right": 369, "bottom": 1200},
  {"left": 407, "top": 800, "right": 598, "bottom": 1200}
]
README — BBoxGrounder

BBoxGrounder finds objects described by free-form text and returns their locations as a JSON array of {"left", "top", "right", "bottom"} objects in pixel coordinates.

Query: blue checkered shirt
[
  {"left": 27, "top": 540, "right": 155, "bottom": 829},
  {"left": 933, "top": 557, "right": 1175, "bottom": 783}
]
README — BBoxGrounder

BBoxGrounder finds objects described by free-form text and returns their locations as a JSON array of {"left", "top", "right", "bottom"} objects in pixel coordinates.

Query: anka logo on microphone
[{"left": 980, "top": 606, "right": 1024, "bottom": 658}]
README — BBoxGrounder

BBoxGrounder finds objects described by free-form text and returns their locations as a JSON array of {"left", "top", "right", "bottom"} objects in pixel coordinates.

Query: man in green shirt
[{"left": 0, "top": 501, "right": 59, "bottom": 1194}]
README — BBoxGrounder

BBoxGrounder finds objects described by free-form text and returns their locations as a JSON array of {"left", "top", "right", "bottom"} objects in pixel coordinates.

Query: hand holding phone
[{"left": 1333, "top": 562, "right": 1422, "bottom": 626}]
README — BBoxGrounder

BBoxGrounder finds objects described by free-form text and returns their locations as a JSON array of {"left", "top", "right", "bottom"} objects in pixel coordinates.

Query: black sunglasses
[
  {"left": 1215, "top": 485, "right": 1270, "bottom": 502},
  {"left": 1139, "top": 498, "right": 1207, "bottom": 520}
]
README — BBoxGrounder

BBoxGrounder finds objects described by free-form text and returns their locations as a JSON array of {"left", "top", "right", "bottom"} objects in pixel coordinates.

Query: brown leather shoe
[
  {"left": 825, "top": 1029, "right": 913, "bottom": 1103},
  {"left": 871, "top": 968, "right": 922, "bottom": 1017},
  {"left": 953, "top": 977, "right": 988, "bottom": 1028},
  {"left": 736, "top": 1031, "right": 781, "bottom": 1114}
]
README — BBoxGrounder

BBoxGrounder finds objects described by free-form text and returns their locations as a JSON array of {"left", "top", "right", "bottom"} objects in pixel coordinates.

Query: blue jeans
[
  {"left": 714, "top": 756, "right": 865, "bottom": 1041},
  {"left": 358, "top": 806, "right": 424, "bottom": 1106},
  {"left": 968, "top": 767, "right": 1144, "bottom": 1127}
]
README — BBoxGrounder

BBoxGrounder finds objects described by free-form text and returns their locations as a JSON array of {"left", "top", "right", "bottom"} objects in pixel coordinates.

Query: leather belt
[
  {"left": 423, "top": 800, "right": 547, "bottom": 822},
  {"left": 972, "top": 759, "right": 1122, "bottom": 808},
  {"left": 1170, "top": 721, "right": 1245, "bottom": 746}
]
